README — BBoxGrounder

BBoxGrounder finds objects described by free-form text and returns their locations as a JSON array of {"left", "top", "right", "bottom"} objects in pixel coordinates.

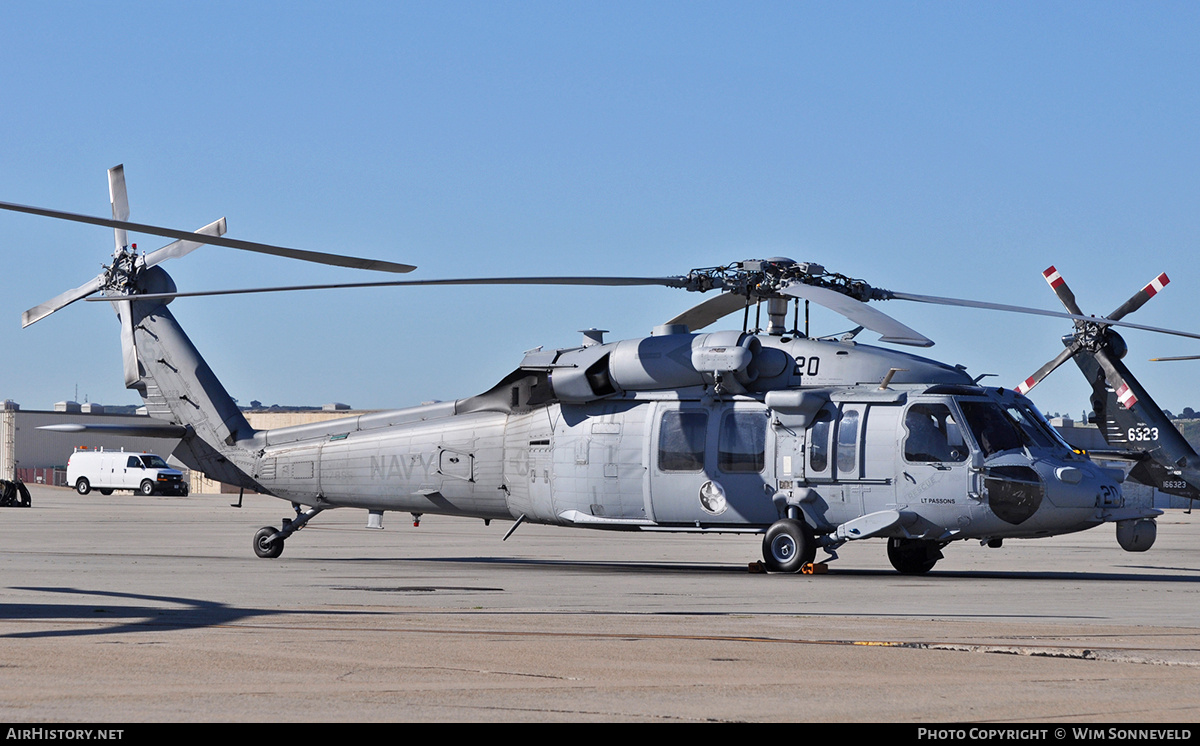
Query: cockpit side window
[
  {"left": 904, "top": 404, "right": 968, "bottom": 463},
  {"left": 959, "top": 401, "right": 1023, "bottom": 456}
]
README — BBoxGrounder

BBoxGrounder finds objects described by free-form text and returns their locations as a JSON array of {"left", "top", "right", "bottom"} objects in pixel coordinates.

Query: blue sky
[{"left": 2, "top": 1, "right": 1199, "bottom": 418}]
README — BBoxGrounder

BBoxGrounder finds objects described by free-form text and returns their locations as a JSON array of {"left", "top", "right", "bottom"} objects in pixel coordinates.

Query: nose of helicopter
[
  {"left": 1041, "top": 459, "right": 1120, "bottom": 512},
  {"left": 981, "top": 455, "right": 1119, "bottom": 531}
]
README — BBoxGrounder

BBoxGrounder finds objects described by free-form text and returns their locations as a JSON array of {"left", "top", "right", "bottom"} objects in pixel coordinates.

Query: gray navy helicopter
[{"left": 6, "top": 165, "right": 1199, "bottom": 574}]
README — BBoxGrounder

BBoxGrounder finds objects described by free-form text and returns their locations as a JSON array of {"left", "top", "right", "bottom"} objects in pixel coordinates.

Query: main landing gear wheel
[
  {"left": 75, "top": 478, "right": 90, "bottom": 495},
  {"left": 254, "top": 526, "right": 284, "bottom": 558},
  {"left": 887, "top": 538, "right": 944, "bottom": 575},
  {"left": 762, "top": 518, "right": 816, "bottom": 573}
]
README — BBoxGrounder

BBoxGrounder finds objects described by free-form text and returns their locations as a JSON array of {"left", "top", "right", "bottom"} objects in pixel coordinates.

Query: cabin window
[
  {"left": 126, "top": 456, "right": 141, "bottom": 468},
  {"left": 658, "top": 411, "right": 707, "bottom": 472},
  {"left": 904, "top": 404, "right": 968, "bottom": 462},
  {"left": 836, "top": 408, "right": 860, "bottom": 475},
  {"left": 718, "top": 410, "right": 766, "bottom": 473},
  {"left": 809, "top": 409, "right": 832, "bottom": 473}
]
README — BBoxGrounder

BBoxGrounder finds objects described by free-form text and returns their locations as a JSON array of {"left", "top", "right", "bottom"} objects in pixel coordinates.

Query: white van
[{"left": 66, "top": 448, "right": 188, "bottom": 496}]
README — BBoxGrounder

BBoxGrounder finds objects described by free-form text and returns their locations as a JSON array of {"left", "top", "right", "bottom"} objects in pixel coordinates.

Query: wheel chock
[
  {"left": 748, "top": 560, "right": 767, "bottom": 573},
  {"left": 801, "top": 562, "right": 828, "bottom": 575}
]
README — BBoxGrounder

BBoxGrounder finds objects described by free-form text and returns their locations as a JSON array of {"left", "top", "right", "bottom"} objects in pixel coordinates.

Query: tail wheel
[
  {"left": 75, "top": 478, "right": 91, "bottom": 495},
  {"left": 254, "top": 527, "right": 284, "bottom": 559},
  {"left": 887, "top": 538, "right": 944, "bottom": 575},
  {"left": 762, "top": 518, "right": 816, "bottom": 573}
]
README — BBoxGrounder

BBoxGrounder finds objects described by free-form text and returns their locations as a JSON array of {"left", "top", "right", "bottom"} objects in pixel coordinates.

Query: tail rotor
[{"left": 1013, "top": 266, "right": 1169, "bottom": 408}]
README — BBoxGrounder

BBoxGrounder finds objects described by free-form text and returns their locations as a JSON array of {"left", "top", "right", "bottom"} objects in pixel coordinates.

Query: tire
[
  {"left": 139, "top": 480, "right": 156, "bottom": 496},
  {"left": 254, "top": 527, "right": 284, "bottom": 559},
  {"left": 76, "top": 478, "right": 91, "bottom": 495},
  {"left": 887, "top": 538, "right": 943, "bottom": 575},
  {"left": 99, "top": 489, "right": 113, "bottom": 495},
  {"left": 762, "top": 519, "right": 815, "bottom": 573},
  {"left": 180, "top": 484, "right": 189, "bottom": 496}
]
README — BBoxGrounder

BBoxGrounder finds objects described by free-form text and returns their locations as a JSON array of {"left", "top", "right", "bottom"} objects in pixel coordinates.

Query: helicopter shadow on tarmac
[
  {"left": 347, "top": 553, "right": 1200, "bottom": 585},
  {"left": 0, "top": 586, "right": 384, "bottom": 639}
]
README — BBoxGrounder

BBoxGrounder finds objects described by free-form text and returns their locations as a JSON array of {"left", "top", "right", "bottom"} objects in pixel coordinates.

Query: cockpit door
[{"left": 896, "top": 401, "right": 973, "bottom": 513}]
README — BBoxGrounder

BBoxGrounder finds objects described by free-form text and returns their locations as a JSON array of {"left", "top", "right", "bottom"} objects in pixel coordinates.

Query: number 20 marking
[{"left": 794, "top": 356, "right": 820, "bottom": 377}]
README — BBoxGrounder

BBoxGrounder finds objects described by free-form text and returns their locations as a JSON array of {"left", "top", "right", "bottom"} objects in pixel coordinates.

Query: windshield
[
  {"left": 958, "top": 401, "right": 1024, "bottom": 457},
  {"left": 1003, "top": 401, "right": 1072, "bottom": 451},
  {"left": 139, "top": 455, "right": 168, "bottom": 469}
]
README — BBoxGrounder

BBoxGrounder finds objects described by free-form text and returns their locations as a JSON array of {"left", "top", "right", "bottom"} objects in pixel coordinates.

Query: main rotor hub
[{"left": 684, "top": 258, "right": 881, "bottom": 303}]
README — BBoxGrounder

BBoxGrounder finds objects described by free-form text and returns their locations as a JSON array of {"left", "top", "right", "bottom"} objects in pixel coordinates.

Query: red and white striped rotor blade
[
  {"left": 1107, "top": 272, "right": 1169, "bottom": 322},
  {"left": 1094, "top": 348, "right": 1140, "bottom": 410},
  {"left": 1014, "top": 342, "right": 1082, "bottom": 396},
  {"left": 1041, "top": 265, "right": 1085, "bottom": 317}
]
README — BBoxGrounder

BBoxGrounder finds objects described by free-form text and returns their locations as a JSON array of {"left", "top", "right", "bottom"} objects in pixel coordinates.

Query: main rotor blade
[
  {"left": 781, "top": 282, "right": 933, "bottom": 347},
  {"left": 1107, "top": 272, "right": 1170, "bottom": 322},
  {"left": 1014, "top": 340, "right": 1083, "bottom": 396},
  {"left": 666, "top": 292, "right": 751, "bottom": 332},
  {"left": 885, "top": 291, "right": 1200, "bottom": 341},
  {"left": 0, "top": 199, "right": 416, "bottom": 273},
  {"left": 22, "top": 273, "right": 104, "bottom": 328},
  {"left": 89, "top": 275, "right": 692, "bottom": 302}
]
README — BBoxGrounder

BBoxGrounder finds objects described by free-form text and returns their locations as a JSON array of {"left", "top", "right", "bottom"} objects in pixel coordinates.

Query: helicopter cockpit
[{"left": 896, "top": 385, "right": 1117, "bottom": 538}]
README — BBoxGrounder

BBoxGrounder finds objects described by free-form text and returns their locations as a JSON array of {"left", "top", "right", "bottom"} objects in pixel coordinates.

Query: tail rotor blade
[
  {"left": 116, "top": 298, "right": 139, "bottom": 388},
  {"left": 109, "top": 164, "right": 129, "bottom": 252},
  {"left": 22, "top": 273, "right": 105, "bottom": 328},
  {"left": 1041, "top": 266, "right": 1085, "bottom": 317},
  {"left": 143, "top": 217, "right": 227, "bottom": 268},
  {"left": 1094, "top": 347, "right": 1139, "bottom": 410},
  {"left": 1014, "top": 341, "right": 1083, "bottom": 396},
  {"left": 1107, "top": 272, "right": 1169, "bottom": 322}
]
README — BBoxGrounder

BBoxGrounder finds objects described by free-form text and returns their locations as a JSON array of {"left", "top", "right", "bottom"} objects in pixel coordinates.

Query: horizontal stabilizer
[{"left": 1128, "top": 460, "right": 1200, "bottom": 500}]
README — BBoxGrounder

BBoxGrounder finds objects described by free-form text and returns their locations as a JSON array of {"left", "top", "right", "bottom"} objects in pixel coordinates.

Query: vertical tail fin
[{"left": 122, "top": 282, "right": 260, "bottom": 489}]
